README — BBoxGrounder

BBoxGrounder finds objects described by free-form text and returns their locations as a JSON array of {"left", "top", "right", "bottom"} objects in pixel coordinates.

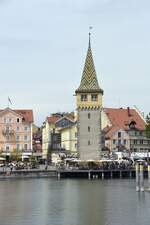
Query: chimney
[{"left": 127, "top": 107, "right": 131, "bottom": 117}]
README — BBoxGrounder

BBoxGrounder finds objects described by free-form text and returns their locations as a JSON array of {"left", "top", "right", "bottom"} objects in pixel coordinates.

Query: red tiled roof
[
  {"left": 104, "top": 108, "right": 146, "bottom": 138},
  {"left": 14, "top": 110, "right": 34, "bottom": 123},
  {"left": 47, "top": 115, "right": 61, "bottom": 124},
  {"left": 0, "top": 108, "right": 34, "bottom": 123},
  {"left": 47, "top": 113, "right": 75, "bottom": 124},
  {"left": 65, "top": 114, "right": 75, "bottom": 121}
]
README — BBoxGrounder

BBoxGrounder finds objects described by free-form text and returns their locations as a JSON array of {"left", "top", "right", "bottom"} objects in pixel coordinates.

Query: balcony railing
[{"left": 2, "top": 129, "right": 14, "bottom": 136}]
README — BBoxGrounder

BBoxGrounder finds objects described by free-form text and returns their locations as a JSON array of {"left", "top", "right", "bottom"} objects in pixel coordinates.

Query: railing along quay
[
  {"left": 56, "top": 168, "right": 149, "bottom": 180},
  {"left": 0, "top": 169, "right": 57, "bottom": 179}
]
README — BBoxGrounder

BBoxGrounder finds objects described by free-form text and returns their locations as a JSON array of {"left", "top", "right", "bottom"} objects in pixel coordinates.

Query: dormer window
[
  {"left": 129, "top": 120, "right": 136, "bottom": 129},
  {"left": 91, "top": 94, "right": 98, "bottom": 101},
  {"left": 81, "top": 94, "right": 87, "bottom": 102}
]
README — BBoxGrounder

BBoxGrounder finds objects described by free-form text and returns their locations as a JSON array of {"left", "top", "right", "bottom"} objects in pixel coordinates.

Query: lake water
[{"left": 0, "top": 178, "right": 149, "bottom": 225}]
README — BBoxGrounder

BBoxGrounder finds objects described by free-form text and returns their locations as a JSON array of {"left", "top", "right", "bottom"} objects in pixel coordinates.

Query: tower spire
[
  {"left": 88, "top": 31, "right": 91, "bottom": 48},
  {"left": 75, "top": 30, "right": 103, "bottom": 94},
  {"left": 75, "top": 30, "right": 103, "bottom": 160}
]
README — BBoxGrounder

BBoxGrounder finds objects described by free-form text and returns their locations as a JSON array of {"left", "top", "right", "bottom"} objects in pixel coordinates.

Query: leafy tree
[
  {"left": 145, "top": 113, "right": 150, "bottom": 138},
  {"left": 10, "top": 151, "right": 22, "bottom": 161},
  {"left": 29, "top": 155, "right": 38, "bottom": 164}
]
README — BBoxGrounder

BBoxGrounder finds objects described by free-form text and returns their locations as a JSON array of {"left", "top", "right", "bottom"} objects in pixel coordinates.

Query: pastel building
[
  {"left": 42, "top": 113, "right": 76, "bottom": 159},
  {"left": 55, "top": 116, "right": 77, "bottom": 153},
  {"left": 0, "top": 107, "right": 33, "bottom": 155},
  {"left": 102, "top": 107, "right": 150, "bottom": 153},
  {"left": 42, "top": 115, "right": 61, "bottom": 159}
]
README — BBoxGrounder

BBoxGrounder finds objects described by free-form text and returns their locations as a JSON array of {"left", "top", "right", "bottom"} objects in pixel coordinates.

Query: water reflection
[{"left": 0, "top": 179, "right": 149, "bottom": 225}]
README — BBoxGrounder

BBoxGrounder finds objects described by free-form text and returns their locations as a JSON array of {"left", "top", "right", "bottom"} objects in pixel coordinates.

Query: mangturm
[{"left": 75, "top": 33, "right": 103, "bottom": 160}]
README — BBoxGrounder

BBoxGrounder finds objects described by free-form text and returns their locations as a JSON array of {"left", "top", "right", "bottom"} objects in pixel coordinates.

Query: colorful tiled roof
[
  {"left": 75, "top": 34, "right": 103, "bottom": 94},
  {"left": 104, "top": 108, "right": 146, "bottom": 138}
]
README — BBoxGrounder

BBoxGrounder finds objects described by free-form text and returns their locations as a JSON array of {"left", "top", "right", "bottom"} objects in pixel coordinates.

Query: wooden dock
[{"left": 57, "top": 169, "right": 149, "bottom": 179}]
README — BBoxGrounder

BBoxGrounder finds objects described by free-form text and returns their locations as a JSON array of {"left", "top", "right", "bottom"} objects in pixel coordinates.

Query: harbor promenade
[{"left": 0, "top": 165, "right": 149, "bottom": 180}]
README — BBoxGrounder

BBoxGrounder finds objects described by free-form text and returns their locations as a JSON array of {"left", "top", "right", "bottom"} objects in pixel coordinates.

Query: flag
[{"left": 8, "top": 97, "right": 12, "bottom": 105}]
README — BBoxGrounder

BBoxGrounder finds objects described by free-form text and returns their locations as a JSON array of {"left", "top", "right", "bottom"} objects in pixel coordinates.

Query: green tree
[
  {"left": 10, "top": 151, "right": 22, "bottom": 161},
  {"left": 29, "top": 155, "right": 38, "bottom": 164},
  {"left": 145, "top": 113, "right": 150, "bottom": 138}
]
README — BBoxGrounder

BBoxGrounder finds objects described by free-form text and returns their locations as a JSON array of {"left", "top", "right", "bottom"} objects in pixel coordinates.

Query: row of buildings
[
  {"left": 0, "top": 105, "right": 148, "bottom": 160},
  {"left": 0, "top": 34, "right": 149, "bottom": 161},
  {"left": 42, "top": 107, "right": 149, "bottom": 160}
]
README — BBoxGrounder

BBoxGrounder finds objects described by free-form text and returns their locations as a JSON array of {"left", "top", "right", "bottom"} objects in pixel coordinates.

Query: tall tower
[{"left": 75, "top": 33, "right": 103, "bottom": 160}]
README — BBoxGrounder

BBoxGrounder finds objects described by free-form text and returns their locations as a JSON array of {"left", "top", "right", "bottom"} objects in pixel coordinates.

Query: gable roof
[
  {"left": 55, "top": 115, "right": 75, "bottom": 124},
  {"left": 14, "top": 110, "right": 34, "bottom": 123},
  {"left": 47, "top": 112, "right": 75, "bottom": 124},
  {"left": 0, "top": 108, "right": 33, "bottom": 123},
  {"left": 104, "top": 107, "right": 146, "bottom": 138},
  {"left": 47, "top": 115, "right": 61, "bottom": 124}
]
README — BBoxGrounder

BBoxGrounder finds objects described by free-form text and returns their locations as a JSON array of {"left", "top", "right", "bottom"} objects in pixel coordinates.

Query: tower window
[
  {"left": 81, "top": 94, "right": 87, "bottom": 101},
  {"left": 88, "top": 140, "right": 91, "bottom": 145},
  {"left": 88, "top": 126, "right": 90, "bottom": 132},
  {"left": 17, "top": 118, "right": 20, "bottom": 123},
  {"left": 88, "top": 113, "right": 91, "bottom": 119},
  {"left": 91, "top": 94, "right": 98, "bottom": 101}
]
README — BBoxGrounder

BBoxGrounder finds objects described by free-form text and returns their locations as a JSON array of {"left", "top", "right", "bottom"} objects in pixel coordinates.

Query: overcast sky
[{"left": 0, "top": 0, "right": 149, "bottom": 125}]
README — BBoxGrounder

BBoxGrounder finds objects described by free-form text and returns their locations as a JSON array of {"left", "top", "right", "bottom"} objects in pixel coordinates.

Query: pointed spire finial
[
  {"left": 75, "top": 26, "right": 103, "bottom": 95},
  {"left": 89, "top": 26, "right": 92, "bottom": 48}
]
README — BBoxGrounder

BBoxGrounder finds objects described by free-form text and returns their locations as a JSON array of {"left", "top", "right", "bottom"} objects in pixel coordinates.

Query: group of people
[
  {"left": 0, "top": 161, "right": 39, "bottom": 172},
  {"left": 61, "top": 159, "right": 134, "bottom": 170}
]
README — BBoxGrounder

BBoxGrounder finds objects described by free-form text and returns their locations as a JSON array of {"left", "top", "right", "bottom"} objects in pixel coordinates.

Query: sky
[{"left": 0, "top": 0, "right": 150, "bottom": 125}]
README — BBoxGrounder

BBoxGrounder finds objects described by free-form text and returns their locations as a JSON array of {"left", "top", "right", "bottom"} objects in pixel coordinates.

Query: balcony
[{"left": 2, "top": 129, "right": 14, "bottom": 136}]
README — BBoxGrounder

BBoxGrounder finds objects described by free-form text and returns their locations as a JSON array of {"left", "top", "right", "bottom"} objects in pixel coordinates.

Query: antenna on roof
[{"left": 88, "top": 26, "right": 93, "bottom": 48}]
